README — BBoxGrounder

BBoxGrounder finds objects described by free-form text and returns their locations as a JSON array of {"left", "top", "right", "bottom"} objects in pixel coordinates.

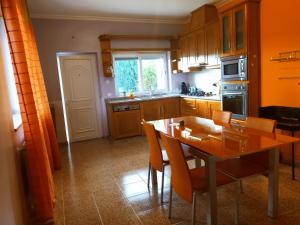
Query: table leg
[
  {"left": 151, "top": 167, "right": 158, "bottom": 186},
  {"left": 291, "top": 131, "right": 295, "bottom": 180},
  {"left": 268, "top": 148, "right": 279, "bottom": 218},
  {"left": 206, "top": 156, "right": 217, "bottom": 225}
]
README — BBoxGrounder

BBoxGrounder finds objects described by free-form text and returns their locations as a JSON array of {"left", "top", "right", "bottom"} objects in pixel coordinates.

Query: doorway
[{"left": 57, "top": 53, "right": 103, "bottom": 143}]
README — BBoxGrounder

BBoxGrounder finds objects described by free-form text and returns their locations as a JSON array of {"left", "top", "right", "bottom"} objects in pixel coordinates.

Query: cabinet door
[
  {"left": 141, "top": 101, "right": 162, "bottom": 121},
  {"left": 162, "top": 98, "right": 180, "bottom": 119},
  {"left": 220, "top": 11, "right": 233, "bottom": 57},
  {"left": 196, "top": 29, "right": 206, "bottom": 64},
  {"left": 208, "top": 101, "right": 221, "bottom": 119},
  {"left": 113, "top": 110, "right": 141, "bottom": 139},
  {"left": 188, "top": 34, "right": 197, "bottom": 66},
  {"left": 206, "top": 21, "right": 220, "bottom": 66},
  {"left": 233, "top": 5, "right": 247, "bottom": 54},
  {"left": 196, "top": 100, "right": 208, "bottom": 118},
  {"left": 179, "top": 36, "right": 189, "bottom": 72},
  {"left": 181, "top": 98, "right": 197, "bottom": 116}
]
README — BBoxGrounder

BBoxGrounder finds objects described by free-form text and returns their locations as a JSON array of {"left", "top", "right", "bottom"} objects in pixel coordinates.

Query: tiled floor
[{"left": 53, "top": 136, "right": 300, "bottom": 225}]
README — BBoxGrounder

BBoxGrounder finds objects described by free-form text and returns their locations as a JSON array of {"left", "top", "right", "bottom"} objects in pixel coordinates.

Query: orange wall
[{"left": 260, "top": 0, "right": 300, "bottom": 107}]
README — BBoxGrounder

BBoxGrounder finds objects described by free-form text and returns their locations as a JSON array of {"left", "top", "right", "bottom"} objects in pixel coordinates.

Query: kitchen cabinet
[
  {"left": 196, "top": 99, "right": 221, "bottom": 119},
  {"left": 170, "top": 39, "right": 181, "bottom": 74},
  {"left": 162, "top": 98, "right": 180, "bottom": 119},
  {"left": 217, "top": 0, "right": 261, "bottom": 116},
  {"left": 188, "top": 34, "right": 197, "bottom": 66},
  {"left": 220, "top": 5, "right": 246, "bottom": 57},
  {"left": 207, "top": 101, "right": 222, "bottom": 119},
  {"left": 196, "top": 99, "right": 208, "bottom": 118},
  {"left": 141, "top": 98, "right": 180, "bottom": 121},
  {"left": 178, "top": 5, "right": 219, "bottom": 71},
  {"left": 107, "top": 103, "right": 142, "bottom": 139},
  {"left": 181, "top": 98, "right": 197, "bottom": 116},
  {"left": 205, "top": 21, "right": 220, "bottom": 66},
  {"left": 112, "top": 110, "right": 142, "bottom": 139},
  {"left": 107, "top": 97, "right": 220, "bottom": 139},
  {"left": 141, "top": 101, "right": 162, "bottom": 121},
  {"left": 196, "top": 29, "right": 206, "bottom": 65},
  {"left": 99, "top": 35, "right": 113, "bottom": 77},
  {"left": 178, "top": 36, "right": 189, "bottom": 72}
]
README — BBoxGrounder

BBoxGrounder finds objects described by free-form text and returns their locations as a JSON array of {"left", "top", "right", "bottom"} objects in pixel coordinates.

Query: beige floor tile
[
  {"left": 53, "top": 137, "right": 300, "bottom": 225},
  {"left": 94, "top": 192, "right": 141, "bottom": 225},
  {"left": 137, "top": 206, "right": 171, "bottom": 225}
]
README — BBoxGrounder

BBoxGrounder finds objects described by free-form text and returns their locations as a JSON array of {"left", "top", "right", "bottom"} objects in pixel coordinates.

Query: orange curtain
[{"left": 1, "top": 0, "right": 62, "bottom": 222}]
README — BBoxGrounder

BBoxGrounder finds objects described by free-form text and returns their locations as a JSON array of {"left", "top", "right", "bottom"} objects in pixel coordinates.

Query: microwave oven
[{"left": 221, "top": 55, "right": 247, "bottom": 81}]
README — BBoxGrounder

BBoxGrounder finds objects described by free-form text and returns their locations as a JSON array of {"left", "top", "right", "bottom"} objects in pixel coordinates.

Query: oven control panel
[{"left": 222, "top": 84, "right": 248, "bottom": 91}]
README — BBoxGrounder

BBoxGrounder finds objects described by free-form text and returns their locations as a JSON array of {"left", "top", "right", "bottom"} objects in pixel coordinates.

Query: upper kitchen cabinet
[
  {"left": 205, "top": 20, "right": 220, "bottom": 66},
  {"left": 99, "top": 35, "right": 113, "bottom": 77},
  {"left": 178, "top": 5, "right": 220, "bottom": 72},
  {"left": 217, "top": 0, "right": 260, "bottom": 58},
  {"left": 220, "top": 5, "right": 246, "bottom": 56}
]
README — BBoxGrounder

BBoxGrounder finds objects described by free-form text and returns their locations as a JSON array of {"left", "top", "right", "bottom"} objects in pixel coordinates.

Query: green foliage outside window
[
  {"left": 142, "top": 61, "right": 157, "bottom": 91},
  {"left": 114, "top": 58, "right": 138, "bottom": 92}
]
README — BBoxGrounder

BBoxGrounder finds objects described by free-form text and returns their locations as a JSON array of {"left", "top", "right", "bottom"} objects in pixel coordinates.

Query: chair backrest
[
  {"left": 212, "top": 110, "right": 232, "bottom": 125},
  {"left": 142, "top": 120, "right": 164, "bottom": 171},
  {"left": 245, "top": 117, "right": 276, "bottom": 133},
  {"left": 160, "top": 132, "right": 193, "bottom": 203},
  {"left": 242, "top": 116, "right": 276, "bottom": 167}
]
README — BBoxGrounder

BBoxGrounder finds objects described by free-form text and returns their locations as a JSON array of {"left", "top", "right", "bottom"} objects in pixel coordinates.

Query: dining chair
[
  {"left": 212, "top": 110, "right": 232, "bottom": 125},
  {"left": 142, "top": 120, "right": 194, "bottom": 203},
  {"left": 217, "top": 116, "right": 277, "bottom": 192},
  {"left": 160, "top": 132, "right": 239, "bottom": 225}
]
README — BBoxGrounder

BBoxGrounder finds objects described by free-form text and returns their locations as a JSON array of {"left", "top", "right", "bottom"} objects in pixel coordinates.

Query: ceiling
[{"left": 27, "top": 0, "right": 218, "bottom": 23}]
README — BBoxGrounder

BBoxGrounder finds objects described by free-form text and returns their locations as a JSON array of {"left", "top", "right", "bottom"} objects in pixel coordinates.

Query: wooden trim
[
  {"left": 216, "top": 0, "right": 260, "bottom": 13},
  {"left": 102, "top": 48, "right": 172, "bottom": 53},
  {"left": 30, "top": 14, "right": 189, "bottom": 25},
  {"left": 99, "top": 34, "right": 178, "bottom": 41}
]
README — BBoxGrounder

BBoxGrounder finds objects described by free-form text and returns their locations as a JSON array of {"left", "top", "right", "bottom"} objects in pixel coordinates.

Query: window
[{"left": 113, "top": 53, "right": 169, "bottom": 95}]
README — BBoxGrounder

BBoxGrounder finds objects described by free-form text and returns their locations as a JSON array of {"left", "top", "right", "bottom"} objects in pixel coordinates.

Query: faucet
[
  {"left": 148, "top": 87, "right": 153, "bottom": 96},
  {"left": 121, "top": 91, "right": 126, "bottom": 97}
]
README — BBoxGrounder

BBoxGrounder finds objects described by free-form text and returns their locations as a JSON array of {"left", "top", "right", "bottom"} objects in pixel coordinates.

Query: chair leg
[
  {"left": 239, "top": 180, "right": 243, "bottom": 193},
  {"left": 235, "top": 182, "right": 240, "bottom": 225},
  {"left": 161, "top": 164, "right": 166, "bottom": 203},
  {"left": 192, "top": 192, "right": 197, "bottom": 225},
  {"left": 147, "top": 162, "right": 151, "bottom": 189},
  {"left": 168, "top": 184, "right": 173, "bottom": 218}
]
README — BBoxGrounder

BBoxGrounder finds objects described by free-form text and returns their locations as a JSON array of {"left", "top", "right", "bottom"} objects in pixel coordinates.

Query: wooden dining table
[{"left": 149, "top": 116, "right": 300, "bottom": 225}]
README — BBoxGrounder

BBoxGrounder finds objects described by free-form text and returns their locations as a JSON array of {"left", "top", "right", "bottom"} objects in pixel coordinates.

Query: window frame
[{"left": 112, "top": 51, "right": 170, "bottom": 96}]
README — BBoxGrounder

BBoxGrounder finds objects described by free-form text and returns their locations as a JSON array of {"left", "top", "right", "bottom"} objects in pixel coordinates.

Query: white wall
[
  {"left": 171, "top": 69, "right": 221, "bottom": 94},
  {"left": 0, "top": 19, "right": 27, "bottom": 225}
]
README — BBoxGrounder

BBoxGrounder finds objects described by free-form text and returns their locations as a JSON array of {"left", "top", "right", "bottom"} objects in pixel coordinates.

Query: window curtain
[{"left": 1, "top": 0, "right": 62, "bottom": 222}]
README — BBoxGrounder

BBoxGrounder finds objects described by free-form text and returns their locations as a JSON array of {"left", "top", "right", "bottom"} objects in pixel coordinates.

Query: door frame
[{"left": 57, "top": 52, "right": 103, "bottom": 143}]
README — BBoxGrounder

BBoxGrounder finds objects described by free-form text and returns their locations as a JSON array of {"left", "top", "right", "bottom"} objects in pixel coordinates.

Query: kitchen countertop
[{"left": 105, "top": 94, "right": 221, "bottom": 104}]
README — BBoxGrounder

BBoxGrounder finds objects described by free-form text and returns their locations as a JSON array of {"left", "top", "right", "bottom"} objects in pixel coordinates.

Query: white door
[{"left": 58, "top": 54, "right": 102, "bottom": 142}]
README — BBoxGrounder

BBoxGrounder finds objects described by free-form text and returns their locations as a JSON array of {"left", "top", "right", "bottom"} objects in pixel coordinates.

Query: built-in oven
[
  {"left": 221, "top": 55, "right": 247, "bottom": 81},
  {"left": 222, "top": 83, "right": 248, "bottom": 120}
]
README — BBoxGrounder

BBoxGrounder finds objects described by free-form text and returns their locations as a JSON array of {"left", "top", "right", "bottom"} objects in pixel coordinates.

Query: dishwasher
[{"left": 111, "top": 103, "right": 141, "bottom": 139}]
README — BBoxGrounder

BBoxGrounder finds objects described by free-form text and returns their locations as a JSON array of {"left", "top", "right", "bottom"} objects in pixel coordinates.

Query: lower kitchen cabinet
[
  {"left": 181, "top": 98, "right": 197, "bottom": 116},
  {"left": 162, "top": 98, "right": 180, "bottom": 118},
  {"left": 196, "top": 99, "right": 208, "bottom": 118},
  {"left": 111, "top": 110, "right": 142, "bottom": 139},
  {"left": 107, "top": 97, "right": 220, "bottom": 139},
  {"left": 207, "top": 101, "right": 221, "bottom": 119},
  {"left": 141, "top": 98, "right": 180, "bottom": 121},
  {"left": 195, "top": 99, "right": 221, "bottom": 119},
  {"left": 141, "top": 100, "right": 162, "bottom": 121}
]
